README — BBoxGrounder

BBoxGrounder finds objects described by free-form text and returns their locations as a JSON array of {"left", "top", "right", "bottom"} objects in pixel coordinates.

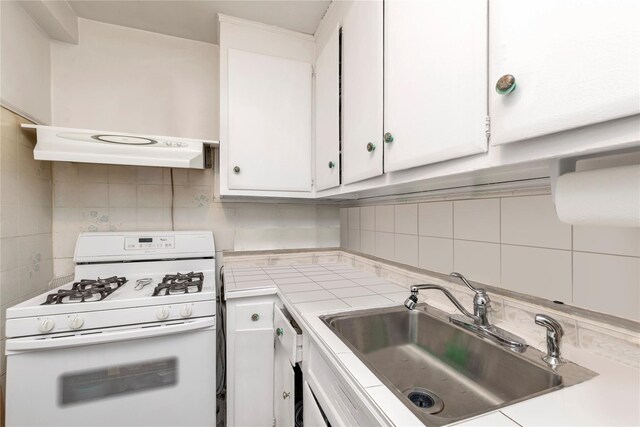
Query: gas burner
[
  {"left": 41, "top": 276, "right": 127, "bottom": 305},
  {"left": 153, "top": 272, "right": 204, "bottom": 296}
]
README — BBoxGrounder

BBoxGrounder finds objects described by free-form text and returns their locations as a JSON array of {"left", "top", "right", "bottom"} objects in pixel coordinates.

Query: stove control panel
[{"left": 125, "top": 236, "right": 175, "bottom": 250}]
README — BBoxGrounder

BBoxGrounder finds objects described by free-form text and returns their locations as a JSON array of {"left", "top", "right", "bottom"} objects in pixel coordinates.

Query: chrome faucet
[
  {"left": 404, "top": 272, "right": 528, "bottom": 351},
  {"left": 450, "top": 272, "right": 491, "bottom": 326},
  {"left": 535, "top": 314, "right": 565, "bottom": 367}
]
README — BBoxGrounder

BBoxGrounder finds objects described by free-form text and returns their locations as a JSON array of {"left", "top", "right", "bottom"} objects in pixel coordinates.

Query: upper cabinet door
[
  {"left": 490, "top": 0, "right": 640, "bottom": 145},
  {"left": 315, "top": 25, "right": 341, "bottom": 192},
  {"left": 227, "top": 49, "right": 312, "bottom": 191},
  {"left": 341, "top": 0, "right": 383, "bottom": 185},
  {"left": 384, "top": 0, "right": 488, "bottom": 173}
]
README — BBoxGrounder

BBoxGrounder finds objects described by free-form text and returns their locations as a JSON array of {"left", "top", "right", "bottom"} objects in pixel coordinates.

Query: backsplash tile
[
  {"left": 394, "top": 204, "right": 417, "bottom": 235},
  {"left": 501, "top": 245, "right": 572, "bottom": 302},
  {"left": 453, "top": 198, "right": 500, "bottom": 243},
  {"left": 573, "top": 225, "right": 640, "bottom": 257},
  {"left": 573, "top": 252, "right": 640, "bottom": 321},
  {"left": 339, "top": 192, "right": 640, "bottom": 322},
  {"left": 374, "top": 232, "right": 394, "bottom": 261},
  {"left": 418, "top": 236, "right": 453, "bottom": 274},
  {"left": 394, "top": 234, "right": 418, "bottom": 267},
  {"left": 454, "top": 240, "right": 501, "bottom": 285},
  {"left": 501, "top": 195, "right": 571, "bottom": 250},
  {"left": 360, "top": 206, "right": 375, "bottom": 231},
  {"left": 418, "top": 201, "right": 452, "bottom": 238},
  {"left": 375, "top": 205, "right": 394, "bottom": 232}
]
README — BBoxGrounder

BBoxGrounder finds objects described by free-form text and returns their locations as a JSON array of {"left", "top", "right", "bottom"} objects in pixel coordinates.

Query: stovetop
[
  {"left": 40, "top": 272, "right": 207, "bottom": 305},
  {"left": 7, "top": 259, "right": 216, "bottom": 319}
]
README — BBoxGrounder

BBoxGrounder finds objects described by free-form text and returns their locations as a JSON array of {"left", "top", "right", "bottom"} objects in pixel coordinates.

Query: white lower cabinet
[
  {"left": 226, "top": 296, "right": 276, "bottom": 427},
  {"left": 226, "top": 294, "right": 380, "bottom": 427}
]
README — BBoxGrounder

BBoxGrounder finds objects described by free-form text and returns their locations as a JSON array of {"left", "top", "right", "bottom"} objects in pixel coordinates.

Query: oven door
[{"left": 5, "top": 318, "right": 216, "bottom": 427}]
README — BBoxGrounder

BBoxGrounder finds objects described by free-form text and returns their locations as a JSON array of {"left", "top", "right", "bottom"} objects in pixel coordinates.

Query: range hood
[{"left": 22, "top": 124, "right": 218, "bottom": 169}]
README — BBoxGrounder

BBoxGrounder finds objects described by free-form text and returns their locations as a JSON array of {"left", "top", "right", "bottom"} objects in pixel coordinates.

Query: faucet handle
[
  {"left": 450, "top": 272, "right": 484, "bottom": 295},
  {"left": 535, "top": 314, "right": 565, "bottom": 366}
]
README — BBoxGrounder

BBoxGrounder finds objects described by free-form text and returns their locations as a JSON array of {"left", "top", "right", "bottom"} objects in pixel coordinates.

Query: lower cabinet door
[
  {"left": 303, "top": 381, "right": 328, "bottom": 427},
  {"left": 274, "top": 342, "right": 296, "bottom": 426},
  {"left": 233, "top": 329, "right": 274, "bottom": 427}
]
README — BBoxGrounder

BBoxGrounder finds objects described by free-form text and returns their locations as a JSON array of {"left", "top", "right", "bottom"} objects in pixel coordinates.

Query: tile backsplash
[
  {"left": 0, "top": 107, "right": 54, "bottom": 379},
  {"left": 340, "top": 194, "right": 640, "bottom": 322},
  {"left": 52, "top": 160, "right": 340, "bottom": 276}
]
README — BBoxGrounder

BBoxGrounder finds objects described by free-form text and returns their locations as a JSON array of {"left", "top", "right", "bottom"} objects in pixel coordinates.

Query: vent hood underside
[{"left": 22, "top": 124, "right": 219, "bottom": 169}]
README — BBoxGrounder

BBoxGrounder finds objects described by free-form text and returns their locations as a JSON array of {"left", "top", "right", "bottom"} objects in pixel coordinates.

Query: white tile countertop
[{"left": 224, "top": 263, "right": 640, "bottom": 427}]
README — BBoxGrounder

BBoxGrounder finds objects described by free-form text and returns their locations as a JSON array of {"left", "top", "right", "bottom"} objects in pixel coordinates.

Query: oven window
[{"left": 59, "top": 358, "right": 177, "bottom": 405}]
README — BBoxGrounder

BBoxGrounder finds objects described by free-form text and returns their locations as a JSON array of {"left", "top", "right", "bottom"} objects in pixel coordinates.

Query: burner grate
[
  {"left": 41, "top": 276, "right": 127, "bottom": 305},
  {"left": 153, "top": 272, "right": 204, "bottom": 296}
]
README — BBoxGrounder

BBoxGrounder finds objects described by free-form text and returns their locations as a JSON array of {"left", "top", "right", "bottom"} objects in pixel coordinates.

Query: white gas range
[{"left": 5, "top": 231, "right": 217, "bottom": 427}]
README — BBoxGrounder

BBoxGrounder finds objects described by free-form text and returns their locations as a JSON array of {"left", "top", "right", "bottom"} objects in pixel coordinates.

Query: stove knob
[
  {"left": 180, "top": 305, "right": 193, "bottom": 318},
  {"left": 38, "top": 318, "right": 55, "bottom": 333},
  {"left": 157, "top": 306, "right": 170, "bottom": 320},
  {"left": 68, "top": 315, "right": 84, "bottom": 330}
]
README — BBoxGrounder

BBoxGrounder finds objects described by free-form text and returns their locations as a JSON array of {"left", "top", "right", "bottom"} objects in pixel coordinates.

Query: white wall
[
  {"left": 51, "top": 18, "right": 218, "bottom": 140},
  {"left": 0, "top": 0, "right": 52, "bottom": 124}
]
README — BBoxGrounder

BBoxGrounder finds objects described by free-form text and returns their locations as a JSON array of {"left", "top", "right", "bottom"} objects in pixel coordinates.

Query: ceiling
[{"left": 68, "top": 0, "right": 332, "bottom": 44}]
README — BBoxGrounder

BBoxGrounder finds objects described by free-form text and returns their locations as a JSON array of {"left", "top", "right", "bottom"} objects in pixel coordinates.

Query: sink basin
[{"left": 321, "top": 304, "right": 596, "bottom": 426}]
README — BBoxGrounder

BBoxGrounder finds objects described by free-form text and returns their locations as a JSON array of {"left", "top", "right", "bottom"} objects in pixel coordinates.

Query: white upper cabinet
[
  {"left": 341, "top": 0, "right": 384, "bottom": 184},
  {"left": 219, "top": 15, "right": 315, "bottom": 197},
  {"left": 384, "top": 0, "right": 488, "bottom": 172},
  {"left": 489, "top": 0, "right": 640, "bottom": 145},
  {"left": 227, "top": 49, "right": 312, "bottom": 192},
  {"left": 314, "top": 24, "right": 341, "bottom": 191}
]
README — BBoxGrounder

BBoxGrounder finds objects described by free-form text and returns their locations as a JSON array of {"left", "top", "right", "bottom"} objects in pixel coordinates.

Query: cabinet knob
[
  {"left": 384, "top": 132, "right": 394, "bottom": 143},
  {"left": 328, "top": 161, "right": 335, "bottom": 169},
  {"left": 276, "top": 327, "right": 284, "bottom": 337},
  {"left": 251, "top": 313, "right": 260, "bottom": 322},
  {"left": 233, "top": 166, "right": 241, "bottom": 173},
  {"left": 366, "top": 142, "right": 376, "bottom": 152},
  {"left": 282, "top": 391, "right": 291, "bottom": 399},
  {"left": 496, "top": 74, "right": 517, "bottom": 95}
]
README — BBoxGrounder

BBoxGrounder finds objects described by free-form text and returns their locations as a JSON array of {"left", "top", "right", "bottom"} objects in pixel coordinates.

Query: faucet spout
[{"left": 405, "top": 284, "right": 479, "bottom": 322}]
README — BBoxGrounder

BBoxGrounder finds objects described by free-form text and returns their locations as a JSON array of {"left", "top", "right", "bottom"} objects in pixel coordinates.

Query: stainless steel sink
[{"left": 321, "top": 304, "right": 596, "bottom": 426}]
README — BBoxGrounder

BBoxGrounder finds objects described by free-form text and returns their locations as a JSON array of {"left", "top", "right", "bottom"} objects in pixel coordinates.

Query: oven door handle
[{"left": 6, "top": 318, "right": 215, "bottom": 353}]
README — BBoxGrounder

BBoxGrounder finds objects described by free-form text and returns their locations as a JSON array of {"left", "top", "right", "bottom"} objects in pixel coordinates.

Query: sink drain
[{"left": 403, "top": 388, "right": 444, "bottom": 415}]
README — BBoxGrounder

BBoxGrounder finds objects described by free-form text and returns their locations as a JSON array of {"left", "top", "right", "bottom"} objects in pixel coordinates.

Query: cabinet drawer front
[
  {"left": 274, "top": 306, "right": 302, "bottom": 364},
  {"left": 307, "top": 343, "right": 381, "bottom": 427},
  {"left": 234, "top": 300, "right": 273, "bottom": 330}
]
